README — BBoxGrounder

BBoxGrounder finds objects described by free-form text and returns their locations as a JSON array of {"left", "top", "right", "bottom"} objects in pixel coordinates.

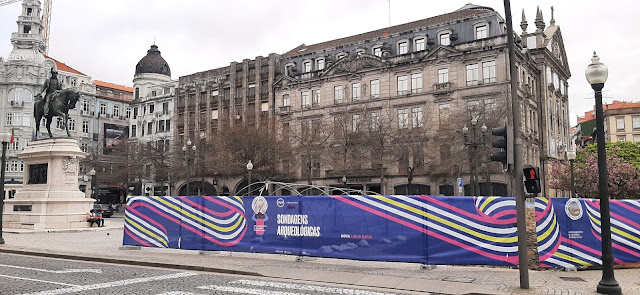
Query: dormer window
[
  {"left": 372, "top": 46, "right": 382, "bottom": 57},
  {"left": 303, "top": 61, "right": 311, "bottom": 73},
  {"left": 316, "top": 58, "right": 325, "bottom": 70},
  {"left": 397, "top": 41, "right": 408, "bottom": 54},
  {"left": 439, "top": 32, "right": 450, "bottom": 46},
  {"left": 414, "top": 37, "right": 426, "bottom": 51},
  {"left": 355, "top": 48, "right": 366, "bottom": 56},
  {"left": 336, "top": 52, "right": 347, "bottom": 60},
  {"left": 474, "top": 23, "right": 489, "bottom": 39}
]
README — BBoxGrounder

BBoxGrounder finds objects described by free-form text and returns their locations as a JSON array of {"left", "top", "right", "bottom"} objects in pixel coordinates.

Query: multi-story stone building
[
  {"left": 576, "top": 100, "right": 640, "bottom": 145},
  {"left": 175, "top": 54, "right": 279, "bottom": 195},
  {"left": 272, "top": 4, "right": 570, "bottom": 196},
  {"left": 129, "top": 44, "right": 177, "bottom": 196}
]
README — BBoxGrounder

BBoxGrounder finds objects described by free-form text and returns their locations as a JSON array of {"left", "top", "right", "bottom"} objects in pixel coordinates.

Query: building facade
[{"left": 577, "top": 100, "right": 640, "bottom": 145}]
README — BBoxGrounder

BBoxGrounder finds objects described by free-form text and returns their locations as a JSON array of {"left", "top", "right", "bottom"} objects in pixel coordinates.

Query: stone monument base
[{"left": 3, "top": 138, "right": 94, "bottom": 230}]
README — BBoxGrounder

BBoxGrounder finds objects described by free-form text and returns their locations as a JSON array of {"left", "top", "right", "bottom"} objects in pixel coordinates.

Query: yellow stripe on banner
[
  {"left": 588, "top": 212, "right": 601, "bottom": 227},
  {"left": 479, "top": 197, "right": 498, "bottom": 212},
  {"left": 537, "top": 214, "right": 557, "bottom": 242},
  {"left": 586, "top": 209, "right": 640, "bottom": 243},
  {"left": 372, "top": 196, "right": 517, "bottom": 243},
  {"left": 537, "top": 197, "right": 549, "bottom": 205},
  {"left": 554, "top": 252, "right": 590, "bottom": 266},
  {"left": 234, "top": 196, "right": 243, "bottom": 204},
  {"left": 155, "top": 197, "right": 243, "bottom": 233},
  {"left": 125, "top": 217, "right": 168, "bottom": 247}
]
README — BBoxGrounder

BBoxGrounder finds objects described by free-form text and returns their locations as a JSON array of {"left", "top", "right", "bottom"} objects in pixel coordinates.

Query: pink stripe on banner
[
  {"left": 180, "top": 197, "right": 236, "bottom": 218},
  {"left": 421, "top": 196, "right": 516, "bottom": 225},
  {"left": 491, "top": 209, "right": 516, "bottom": 219},
  {"left": 538, "top": 233, "right": 562, "bottom": 262},
  {"left": 535, "top": 199, "right": 552, "bottom": 222},
  {"left": 591, "top": 229, "right": 629, "bottom": 265},
  {"left": 127, "top": 207, "right": 168, "bottom": 234},
  {"left": 129, "top": 201, "right": 246, "bottom": 247},
  {"left": 332, "top": 196, "right": 518, "bottom": 265},
  {"left": 610, "top": 211, "right": 640, "bottom": 231},
  {"left": 124, "top": 228, "right": 153, "bottom": 247},
  {"left": 560, "top": 237, "right": 601, "bottom": 257},
  {"left": 613, "top": 200, "right": 640, "bottom": 215},
  {"left": 203, "top": 196, "right": 246, "bottom": 216}
]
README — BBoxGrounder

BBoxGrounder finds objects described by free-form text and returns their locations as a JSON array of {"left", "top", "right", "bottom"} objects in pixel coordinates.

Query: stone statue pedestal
[{"left": 3, "top": 138, "right": 94, "bottom": 230}]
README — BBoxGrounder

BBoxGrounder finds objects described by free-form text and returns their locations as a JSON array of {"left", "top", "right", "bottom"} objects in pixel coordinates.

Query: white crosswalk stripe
[
  {"left": 198, "top": 285, "right": 308, "bottom": 295},
  {"left": 198, "top": 279, "right": 396, "bottom": 295}
]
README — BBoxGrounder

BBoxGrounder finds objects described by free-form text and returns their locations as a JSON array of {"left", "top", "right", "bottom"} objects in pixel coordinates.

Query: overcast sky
[{"left": 1, "top": 0, "right": 638, "bottom": 125}]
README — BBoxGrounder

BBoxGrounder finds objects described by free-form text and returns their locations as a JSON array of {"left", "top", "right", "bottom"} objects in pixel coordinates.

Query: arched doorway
[{"left": 178, "top": 181, "right": 217, "bottom": 196}]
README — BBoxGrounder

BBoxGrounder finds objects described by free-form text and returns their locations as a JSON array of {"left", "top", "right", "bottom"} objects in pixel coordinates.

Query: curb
[{"left": 0, "top": 247, "right": 263, "bottom": 277}]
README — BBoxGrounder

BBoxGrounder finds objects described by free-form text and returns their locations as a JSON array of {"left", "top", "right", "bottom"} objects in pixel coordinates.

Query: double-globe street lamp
[
  {"left": 566, "top": 146, "right": 576, "bottom": 198},
  {"left": 462, "top": 117, "right": 488, "bottom": 196},
  {"left": 182, "top": 139, "right": 196, "bottom": 196},
  {"left": 586, "top": 52, "right": 621, "bottom": 294},
  {"left": 0, "top": 131, "right": 12, "bottom": 244}
]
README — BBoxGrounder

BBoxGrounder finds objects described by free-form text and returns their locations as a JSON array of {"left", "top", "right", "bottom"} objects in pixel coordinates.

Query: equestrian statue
[{"left": 34, "top": 68, "right": 80, "bottom": 138}]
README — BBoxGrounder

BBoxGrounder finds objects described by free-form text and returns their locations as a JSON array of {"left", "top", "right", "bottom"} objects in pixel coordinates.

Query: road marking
[
  {"left": 19, "top": 272, "right": 197, "bottom": 295},
  {"left": 0, "top": 274, "right": 79, "bottom": 287},
  {"left": 0, "top": 263, "right": 102, "bottom": 274},
  {"left": 198, "top": 285, "right": 307, "bottom": 295},
  {"left": 156, "top": 292, "right": 205, "bottom": 295},
  {"left": 228, "top": 279, "right": 396, "bottom": 295}
]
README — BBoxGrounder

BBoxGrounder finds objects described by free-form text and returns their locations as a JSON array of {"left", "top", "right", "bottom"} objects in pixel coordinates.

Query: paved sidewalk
[{"left": 0, "top": 217, "right": 638, "bottom": 295}]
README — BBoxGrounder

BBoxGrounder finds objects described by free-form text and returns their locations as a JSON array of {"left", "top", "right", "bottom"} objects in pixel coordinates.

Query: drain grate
[
  {"left": 442, "top": 276, "right": 476, "bottom": 283},
  {"left": 559, "top": 276, "right": 586, "bottom": 282}
]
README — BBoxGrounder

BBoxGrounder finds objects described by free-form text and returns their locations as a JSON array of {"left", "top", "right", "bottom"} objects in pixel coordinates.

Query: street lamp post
[
  {"left": 182, "top": 139, "right": 196, "bottom": 196},
  {"left": 462, "top": 117, "right": 488, "bottom": 196},
  {"left": 246, "top": 160, "right": 253, "bottom": 196},
  {"left": 88, "top": 168, "right": 96, "bottom": 199},
  {"left": 566, "top": 146, "right": 576, "bottom": 198},
  {"left": 0, "top": 131, "right": 12, "bottom": 244},
  {"left": 586, "top": 52, "right": 621, "bottom": 294}
]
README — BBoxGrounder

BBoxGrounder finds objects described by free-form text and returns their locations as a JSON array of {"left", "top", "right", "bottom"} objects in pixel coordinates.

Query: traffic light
[
  {"left": 523, "top": 166, "right": 541, "bottom": 194},
  {"left": 490, "top": 123, "right": 513, "bottom": 170}
]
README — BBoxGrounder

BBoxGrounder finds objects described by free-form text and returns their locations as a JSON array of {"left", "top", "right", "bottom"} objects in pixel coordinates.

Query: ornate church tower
[{"left": 9, "top": 0, "right": 47, "bottom": 62}]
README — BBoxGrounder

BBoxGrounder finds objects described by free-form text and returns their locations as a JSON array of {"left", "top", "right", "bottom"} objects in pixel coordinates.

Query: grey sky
[{"left": 1, "top": 0, "right": 638, "bottom": 125}]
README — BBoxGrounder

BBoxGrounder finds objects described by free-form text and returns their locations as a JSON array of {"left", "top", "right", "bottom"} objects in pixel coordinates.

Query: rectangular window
[
  {"left": 617, "top": 118, "right": 625, "bottom": 130},
  {"left": 148, "top": 122, "right": 153, "bottom": 134},
  {"left": 56, "top": 117, "right": 63, "bottom": 129},
  {"left": 466, "top": 64, "right": 479, "bottom": 86},
  {"left": 352, "top": 83, "right": 361, "bottom": 101},
  {"left": 165, "top": 120, "right": 170, "bottom": 132},
  {"left": 482, "top": 61, "right": 496, "bottom": 83},
  {"left": 411, "top": 73, "right": 422, "bottom": 94},
  {"left": 373, "top": 47, "right": 382, "bottom": 57},
  {"left": 113, "top": 105, "right": 120, "bottom": 117},
  {"left": 438, "top": 68, "right": 449, "bottom": 84},
  {"left": 301, "top": 91, "right": 311, "bottom": 108},
  {"left": 303, "top": 61, "right": 311, "bottom": 73},
  {"left": 316, "top": 59, "right": 325, "bottom": 70},
  {"left": 618, "top": 136, "right": 626, "bottom": 142},
  {"left": 99, "top": 103, "right": 107, "bottom": 115},
  {"left": 398, "top": 41, "right": 408, "bottom": 54},
  {"left": 397, "top": 76, "right": 408, "bottom": 95},
  {"left": 334, "top": 85, "right": 343, "bottom": 104},
  {"left": 82, "top": 120, "right": 89, "bottom": 134},
  {"left": 398, "top": 109, "right": 408, "bottom": 129},
  {"left": 80, "top": 143, "right": 88, "bottom": 153},
  {"left": 149, "top": 104, "right": 155, "bottom": 113},
  {"left": 370, "top": 79, "right": 380, "bottom": 98},
  {"left": 439, "top": 104, "right": 450, "bottom": 126},
  {"left": 131, "top": 125, "right": 137, "bottom": 137},
  {"left": 633, "top": 117, "right": 640, "bottom": 130},
  {"left": 126, "top": 108, "right": 131, "bottom": 119},
  {"left": 82, "top": 100, "right": 90, "bottom": 112},
  {"left": 412, "top": 107, "right": 423, "bottom": 128},
  {"left": 476, "top": 25, "right": 488, "bottom": 39},
  {"left": 163, "top": 102, "right": 169, "bottom": 114},
  {"left": 312, "top": 90, "right": 320, "bottom": 106},
  {"left": 352, "top": 114, "right": 361, "bottom": 132},
  {"left": 415, "top": 38, "right": 425, "bottom": 51},
  {"left": 6, "top": 113, "right": 12, "bottom": 125},
  {"left": 282, "top": 94, "right": 290, "bottom": 107},
  {"left": 439, "top": 33, "right": 450, "bottom": 46},
  {"left": 68, "top": 119, "right": 75, "bottom": 131},
  {"left": 635, "top": 135, "right": 640, "bottom": 142},
  {"left": 371, "top": 111, "right": 380, "bottom": 130}
]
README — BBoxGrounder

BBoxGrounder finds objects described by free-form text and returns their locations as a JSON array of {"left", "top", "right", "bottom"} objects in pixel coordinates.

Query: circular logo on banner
[
  {"left": 565, "top": 198, "right": 583, "bottom": 220},
  {"left": 251, "top": 196, "right": 269, "bottom": 214},
  {"left": 276, "top": 198, "right": 285, "bottom": 208}
]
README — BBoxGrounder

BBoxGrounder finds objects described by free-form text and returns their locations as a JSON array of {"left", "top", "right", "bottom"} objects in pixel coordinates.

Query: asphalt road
[{"left": 0, "top": 253, "right": 421, "bottom": 295}]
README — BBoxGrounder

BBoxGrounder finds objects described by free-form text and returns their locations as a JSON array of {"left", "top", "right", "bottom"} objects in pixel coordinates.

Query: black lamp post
[
  {"left": 586, "top": 52, "right": 621, "bottom": 294},
  {"left": 182, "top": 139, "right": 196, "bottom": 196},
  {"left": 0, "top": 131, "right": 12, "bottom": 244},
  {"left": 566, "top": 146, "right": 576, "bottom": 198},
  {"left": 88, "top": 168, "right": 96, "bottom": 199},
  {"left": 246, "top": 160, "right": 253, "bottom": 196},
  {"left": 462, "top": 117, "right": 488, "bottom": 196}
]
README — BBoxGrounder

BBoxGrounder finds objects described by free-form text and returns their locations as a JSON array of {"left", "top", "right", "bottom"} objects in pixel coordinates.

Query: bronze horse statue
[{"left": 34, "top": 89, "right": 80, "bottom": 138}]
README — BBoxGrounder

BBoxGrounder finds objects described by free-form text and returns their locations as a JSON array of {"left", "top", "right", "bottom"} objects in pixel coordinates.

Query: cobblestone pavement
[{"left": 1, "top": 217, "right": 638, "bottom": 295}]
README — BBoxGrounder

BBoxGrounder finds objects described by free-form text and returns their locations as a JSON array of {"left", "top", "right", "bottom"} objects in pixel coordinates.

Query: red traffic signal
[{"left": 523, "top": 167, "right": 540, "bottom": 180}]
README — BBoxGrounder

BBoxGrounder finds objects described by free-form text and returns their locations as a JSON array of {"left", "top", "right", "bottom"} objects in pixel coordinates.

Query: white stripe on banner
[
  {"left": 545, "top": 257, "right": 575, "bottom": 268},
  {"left": 124, "top": 223, "right": 166, "bottom": 248},
  {"left": 20, "top": 272, "right": 197, "bottom": 295},
  {"left": 484, "top": 200, "right": 516, "bottom": 215},
  {"left": 558, "top": 245, "right": 602, "bottom": 265},
  {"left": 126, "top": 213, "right": 169, "bottom": 242},
  {"left": 162, "top": 197, "right": 241, "bottom": 225},
  {"left": 537, "top": 223, "right": 560, "bottom": 253},
  {"left": 536, "top": 205, "right": 555, "bottom": 233}
]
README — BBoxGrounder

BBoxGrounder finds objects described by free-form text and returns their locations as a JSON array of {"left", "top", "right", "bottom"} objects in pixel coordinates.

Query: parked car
[{"left": 92, "top": 203, "right": 114, "bottom": 218}]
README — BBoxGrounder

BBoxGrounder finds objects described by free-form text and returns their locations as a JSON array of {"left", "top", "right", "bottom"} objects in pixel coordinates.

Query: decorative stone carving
[{"left": 62, "top": 158, "right": 78, "bottom": 176}]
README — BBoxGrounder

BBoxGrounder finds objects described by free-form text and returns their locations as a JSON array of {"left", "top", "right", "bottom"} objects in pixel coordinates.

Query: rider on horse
[{"left": 41, "top": 68, "right": 62, "bottom": 117}]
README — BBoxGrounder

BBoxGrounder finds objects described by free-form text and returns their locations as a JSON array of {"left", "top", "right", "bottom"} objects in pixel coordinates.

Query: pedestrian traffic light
[
  {"left": 490, "top": 123, "right": 513, "bottom": 170},
  {"left": 523, "top": 166, "right": 541, "bottom": 194}
]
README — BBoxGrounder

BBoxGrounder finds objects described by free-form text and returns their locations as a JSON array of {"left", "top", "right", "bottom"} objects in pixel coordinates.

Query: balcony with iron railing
[{"left": 294, "top": 70, "right": 322, "bottom": 80}]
